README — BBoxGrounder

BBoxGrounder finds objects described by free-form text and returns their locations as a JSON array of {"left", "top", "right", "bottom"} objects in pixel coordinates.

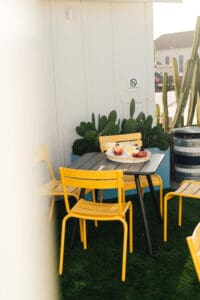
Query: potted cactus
[
  {"left": 72, "top": 110, "right": 120, "bottom": 156},
  {"left": 159, "top": 16, "right": 200, "bottom": 133},
  {"left": 121, "top": 99, "right": 170, "bottom": 150},
  {"left": 155, "top": 17, "right": 200, "bottom": 186},
  {"left": 120, "top": 98, "right": 171, "bottom": 188},
  {"left": 72, "top": 99, "right": 171, "bottom": 187},
  {"left": 72, "top": 98, "right": 170, "bottom": 156}
]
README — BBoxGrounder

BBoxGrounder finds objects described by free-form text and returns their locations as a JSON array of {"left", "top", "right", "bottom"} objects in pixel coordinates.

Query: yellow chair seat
[
  {"left": 123, "top": 174, "right": 161, "bottom": 187},
  {"left": 163, "top": 180, "right": 200, "bottom": 242},
  {"left": 186, "top": 222, "right": 200, "bottom": 282},
  {"left": 39, "top": 179, "right": 80, "bottom": 197},
  {"left": 174, "top": 181, "right": 200, "bottom": 196},
  {"left": 71, "top": 199, "right": 130, "bottom": 219},
  {"left": 39, "top": 180, "right": 63, "bottom": 195}
]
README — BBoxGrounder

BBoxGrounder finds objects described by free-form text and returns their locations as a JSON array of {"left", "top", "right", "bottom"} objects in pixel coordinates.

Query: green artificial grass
[{"left": 54, "top": 190, "right": 200, "bottom": 300}]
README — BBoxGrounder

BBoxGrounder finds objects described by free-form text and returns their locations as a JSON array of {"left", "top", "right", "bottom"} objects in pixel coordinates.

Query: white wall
[
  {"left": 0, "top": 1, "right": 58, "bottom": 299},
  {"left": 51, "top": 0, "right": 155, "bottom": 165},
  {"left": 0, "top": 1, "right": 178, "bottom": 299}
]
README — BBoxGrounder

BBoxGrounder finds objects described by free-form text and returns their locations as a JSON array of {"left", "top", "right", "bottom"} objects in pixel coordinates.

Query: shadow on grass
[{"left": 53, "top": 190, "right": 200, "bottom": 300}]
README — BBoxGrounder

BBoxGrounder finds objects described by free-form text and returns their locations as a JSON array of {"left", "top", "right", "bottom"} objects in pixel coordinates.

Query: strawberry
[
  {"left": 138, "top": 150, "right": 147, "bottom": 157},
  {"left": 132, "top": 153, "right": 139, "bottom": 157},
  {"left": 113, "top": 143, "right": 123, "bottom": 156}
]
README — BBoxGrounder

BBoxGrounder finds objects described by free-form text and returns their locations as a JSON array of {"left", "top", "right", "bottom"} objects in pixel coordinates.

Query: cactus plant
[
  {"left": 160, "top": 16, "right": 200, "bottom": 133},
  {"left": 72, "top": 111, "right": 120, "bottom": 155},
  {"left": 121, "top": 99, "right": 170, "bottom": 150},
  {"left": 162, "top": 72, "right": 169, "bottom": 132},
  {"left": 121, "top": 98, "right": 136, "bottom": 133},
  {"left": 72, "top": 98, "right": 170, "bottom": 156},
  {"left": 172, "top": 57, "right": 181, "bottom": 102},
  {"left": 197, "top": 94, "right": 200, "bottom": 126},
  {"left": 155, "top": 103, "right": 161, "bottom": 125},
  {"left": 169, "top": 16, "right": 200, "bottom": 132}
]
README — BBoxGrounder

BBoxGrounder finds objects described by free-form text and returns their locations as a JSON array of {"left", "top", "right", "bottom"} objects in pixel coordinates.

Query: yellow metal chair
[
  {"left": 36, "top": 144, "right": 93, "bottom": 221},
  {"left": 59, "top": 168, "right": 133, "bottom": 282},
  {"left": 99, "top": 133, "right": 163, "bottom": 216},
  {"left": 186, "top": 222, "right": 200, "bottom": 282},
  {"left": 163, "top": 180, "right": 200, "bottom": 242}
]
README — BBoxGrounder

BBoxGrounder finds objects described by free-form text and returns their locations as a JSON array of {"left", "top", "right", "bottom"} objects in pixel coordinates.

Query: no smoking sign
[{"left": 128, "top": 77, "right": 138, "bottom": 89}]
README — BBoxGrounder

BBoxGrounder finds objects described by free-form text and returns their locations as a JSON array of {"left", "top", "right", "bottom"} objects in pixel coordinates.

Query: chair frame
[
  {"left": 36, "top": 144, "right": 82, "bottom": 220},
  {"left": 59, "top": 168, "right": 133, "bottom": 282},
  {"left": 163, "top": 180, "right": 200, "bottom": 242},
  {"left": 186, "top": 222, "right": 200, "bottom": 282}
]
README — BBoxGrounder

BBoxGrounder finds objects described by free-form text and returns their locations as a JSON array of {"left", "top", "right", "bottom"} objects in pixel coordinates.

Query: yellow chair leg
[
  {"left": 163, "top": 196, "right": 168, "bottom": 242},
  {"left": 48, "top": 196, "right": 55, "bottom": 221},
  {"left": 129, "top": 204, "right": 133, "bottom": 253},
  {"left": 159, "top": 182, "right": 163, "bottom": 218},
  {"left": 99, "top": 190, "right": 104, "bottom": 203},
  {"left": 92, "top": 190, "right": 96, "bottom": 202},
  {"left": 92, "top": 190, "right": 98, "bottom": 227},
  {"left": 83, "top": 219, "right": 87, "bottom": 250},
  {"left": 79, "top": 219, "right": 83, "bottom": 242},
  {"left": 121, "top": 188, "right": 126, "bottom": 204},
  {"left": 121, "top": 220, "right": 128, "bottom": 282},
  {"left": 59, "top": 215, "right": 70, "bottom": 275},
  {"left": 178, "top": 196, "right": 183, "bottom": 227}
]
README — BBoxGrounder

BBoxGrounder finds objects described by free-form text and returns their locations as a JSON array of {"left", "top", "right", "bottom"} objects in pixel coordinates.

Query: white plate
[{"left": 105, "top": 149, "right": 151, "bottom": 164}]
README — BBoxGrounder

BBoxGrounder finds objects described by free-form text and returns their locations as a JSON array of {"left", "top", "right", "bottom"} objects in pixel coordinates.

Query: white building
[{"left": 155, "top": 30, "right": 194, "bottom": 76}]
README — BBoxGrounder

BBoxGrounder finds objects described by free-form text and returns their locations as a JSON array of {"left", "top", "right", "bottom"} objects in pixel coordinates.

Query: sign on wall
[{"left": 128, "top": 77, "right": 138, "bottom": 89}]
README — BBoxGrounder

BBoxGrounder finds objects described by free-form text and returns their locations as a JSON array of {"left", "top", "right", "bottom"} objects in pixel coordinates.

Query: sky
[{"left": 153, "top": 0, "right": 200, "bottom": 39}]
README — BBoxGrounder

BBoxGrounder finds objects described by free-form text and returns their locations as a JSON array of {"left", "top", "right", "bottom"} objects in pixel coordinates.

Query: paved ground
[
  {"left": 155, "top": 91, "right": 193, "bottom": 123},
  {"left": 155, "top": 91, "right": 176, "bottom": 120}
]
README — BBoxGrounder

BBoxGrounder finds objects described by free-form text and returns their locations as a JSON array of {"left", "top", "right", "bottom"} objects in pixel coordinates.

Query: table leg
[
  {"left": 135, "top": 175, "right": 153, "bottom": 255},
  {"left": 146, "top": 175, "right": 162, "bottom": 222},
  {"left": 69, "top": 219, "right": 78, "bottom": 249},
  {"left": 95, "top": 189, "right": 99, "bottom": 202},
  {"left": 69, "top": 188, "right": 85, "bottom": 250}
]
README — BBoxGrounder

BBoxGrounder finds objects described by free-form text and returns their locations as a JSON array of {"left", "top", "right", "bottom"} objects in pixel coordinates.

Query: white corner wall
[
  {"left": 0, "top": 1, "right": 157, "bottom": 296},
  {"left": 50, "top": 0, "right": 155, "bottom": 165},
  {"left": 0, "top": 1, "right": 165, "bottom": 299},
  {"left": 0, "top": 1, "right": 58, "bottom": 300}
]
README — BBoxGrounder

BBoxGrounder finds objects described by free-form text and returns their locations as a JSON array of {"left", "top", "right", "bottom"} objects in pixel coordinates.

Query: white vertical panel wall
[
  {"left": 51, "top": 0, "right": 155, "bottom": 165},
  {"left": 0, "top": 1, "right": 58, "bottom": 300}
]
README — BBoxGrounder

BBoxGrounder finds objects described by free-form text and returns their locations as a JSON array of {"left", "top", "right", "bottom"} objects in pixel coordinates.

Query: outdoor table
[{"left": 68, "top": 151, "right": 165, "bottom": 255}]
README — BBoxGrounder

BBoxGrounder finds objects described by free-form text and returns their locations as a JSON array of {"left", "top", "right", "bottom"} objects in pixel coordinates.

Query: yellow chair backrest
[
  {"left": 34, "top": 144, "right": 62, "bottom": 221},
  {"left": 60, "top": 168, "right": 124, "bottom": 214},
  {"left": 186, "top": 222, "right": 200, "bottom": 282},
  {"left": 99, "top": 132, "right": 142, "bottom": 152},
  {"left": 36, "top": 144, "right": 58, "bottom": 182}
]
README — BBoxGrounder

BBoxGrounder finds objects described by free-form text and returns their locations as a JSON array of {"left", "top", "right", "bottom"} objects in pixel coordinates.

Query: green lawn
[{"left": 54, "top": 191, "right": 200, "bottom": 300}]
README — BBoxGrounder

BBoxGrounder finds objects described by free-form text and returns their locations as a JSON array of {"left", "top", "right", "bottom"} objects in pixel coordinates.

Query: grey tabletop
[{"left": 68, "top": 152, "right": 165, "bottom": 175}]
